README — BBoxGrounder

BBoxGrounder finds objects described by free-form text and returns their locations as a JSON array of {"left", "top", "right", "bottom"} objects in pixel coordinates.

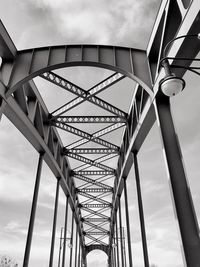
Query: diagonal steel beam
[
  {"left": 40, "top": 71, "right": 126, "bottom": 118},
  {"left": 83, "top": 220, "right": 108, "bottom": 232},
  {"left": 65, "top": 151, "right": 114, "bottom": 172},
  {"left": 66, "top": 122, "right": 124, "bottom": 149},
  {"left": 77, "top": 191, "right": 111, "bottom": 205},
  {"left": 72, "top": 173, "right": 111, "bottom": 189},
  {"left": 81, "top": 207, "right": 110, "bottom": 220},
  {"left": 85, "top": 235, "right": 108, "bottom": 246},
  {"left": 53, "top": 121, "right": 120, "bottom": 150},
  {"left": 54, "top": 116, "right": 127, "bottom": 124}
]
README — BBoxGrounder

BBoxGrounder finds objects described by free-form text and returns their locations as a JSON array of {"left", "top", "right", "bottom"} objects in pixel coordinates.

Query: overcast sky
[{"left": 0, "top": 1, "right": 200, "bottom": 267}]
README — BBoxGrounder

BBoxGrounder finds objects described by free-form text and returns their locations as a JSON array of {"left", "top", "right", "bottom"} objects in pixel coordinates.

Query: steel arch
[{"left": 2, "top": 45, "right": 153, "bottom": 97}]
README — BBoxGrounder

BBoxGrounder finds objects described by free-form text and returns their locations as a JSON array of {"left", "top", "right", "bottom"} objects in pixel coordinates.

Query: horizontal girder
[
  {"left": 54, "top": 116, "right": 127, "bottom": 123},
  {"left": 82, "top": 218, "right": 110, "bottom": 223},
  {"left": 84, "top": 231, "right": 109, "bottom": 236},
  {"left": 68, "top": 148, "right": 119, "bottom": 155},
  {"left": 41, "top": 71, "right": 127, "bottom": 118},
  {"left": 73, "top": 170, "right": 115, "bottom": 175},
  {"left": 80, "top": 203, "right": 111, "bottom": 208},
  {"left": 77, "top": 188, "right": 113, "bottom": 193},
  {"left": 66, "top": 152, "right": 114, "bottom": 172}
]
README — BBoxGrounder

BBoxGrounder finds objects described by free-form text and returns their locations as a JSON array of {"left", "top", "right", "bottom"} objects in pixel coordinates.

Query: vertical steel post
[
  {"left": 133, "top": 154, "right": 149, "bottom": 267},
  {"left": 62, "top": 196, "right": 69, "bottom": 267},
  {"left": 74, "top": 226, "right": 78, "bottom": 267},
  {"left": 49, "top": 178, "right": 60, "bottom": 267},
  {"left": 69, "top": 213, "right": 74, "bottom": 267},
  {"left": 23, "top": 153, "right": 44, "bottom": 267},
  {"left": 78, "top": 241, "right": 81, "bottom": 267},
  {"left": 115, "top": 215, "right": 120, "bottom": 267},
  {"left": 113, "top": 234, "right": 117, "bottom": 267},
  {"left": 123, "top": 178, "right": 133, "bottom": 267},
  {"left": 155, "top": 96, "right": 200, "bottom": 266},
  {"left": 118, "top": 198, "right": 125, "bottom": 267},
  {"left": 58, "top": 227, "right": 64, "bottom": 267}
]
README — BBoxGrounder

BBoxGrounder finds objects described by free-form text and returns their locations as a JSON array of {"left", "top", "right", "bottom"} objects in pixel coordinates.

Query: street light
[
  {"left": 159, "top": 33, "right": 200, "bottom": 97},
  {"left": 58, "top": 227, "right": 73, "bottom": 267}
]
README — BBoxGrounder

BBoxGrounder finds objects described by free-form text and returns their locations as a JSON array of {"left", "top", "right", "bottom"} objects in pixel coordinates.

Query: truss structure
[{"left": 0, "top": 1, "right": 200, "bottom": 266}]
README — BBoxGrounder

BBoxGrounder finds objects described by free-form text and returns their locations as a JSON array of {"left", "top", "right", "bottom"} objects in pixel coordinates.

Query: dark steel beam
[
  {"left": 123, "top": 178, "right": 133, "bottom": 267},
  {"left": 54, "top": 116, "right": 127, "bottom": 124},
  {"left": 62, "top": 196, "right": 69, "bottom": 267},
  {"left": 69, "top": 214, "right": 74, "bottom": 267},
  {"left": 118, "top": 198, "right": 124, "bottom": 267},
  {"left": 82, "top": 218, "right": 110, "bottom": 223},
  {"left": 133, "top": 154, "right": 149, "bottom": 267},
  {"left": 23, "top": 153, "right": 43, "bottom": 267},
  {"left": 49, "top": 179, "right": 60, "bottom": 267},
  {"left": 86, "top": 235, "right": 108, "bottom": 246},
  {"left": 155, "top": 95, "right": 200, "bottom": 266},
  {"left": 81, "top": 207, "right": 110, "bottom": 220}
]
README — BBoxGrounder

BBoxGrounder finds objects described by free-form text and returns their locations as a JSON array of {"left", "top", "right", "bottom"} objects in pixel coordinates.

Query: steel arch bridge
[{"left": 0, "top": 0, "right": 200, "bottom": 267}]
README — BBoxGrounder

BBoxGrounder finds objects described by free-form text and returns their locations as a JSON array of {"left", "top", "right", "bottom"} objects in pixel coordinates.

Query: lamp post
[
  {"left": 156, "top": 32, "right": 200, "bottom": 267},
  {"left": 58, "top": 227, "right": 73, "bottom": 267},
  {"left": 159, "top": 33, "right": 200, "bottom": 97}
]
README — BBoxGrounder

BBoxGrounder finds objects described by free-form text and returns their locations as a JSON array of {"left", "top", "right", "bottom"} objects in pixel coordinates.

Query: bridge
[{"left": 0, "top": 0, "right": 200, "bottom": 266}]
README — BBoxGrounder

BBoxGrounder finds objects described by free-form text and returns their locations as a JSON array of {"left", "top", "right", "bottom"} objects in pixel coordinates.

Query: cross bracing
[{"left": 1, "top": 2, "right": 200, "bottom": 266}]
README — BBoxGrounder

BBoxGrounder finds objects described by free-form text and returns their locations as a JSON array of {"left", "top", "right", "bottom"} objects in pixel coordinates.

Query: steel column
[
  {"left": 74, "top": 226, "right": 78, "bottom": 267},
  {"left": 118, "top": 198, "right": 125, "bottom": 267},
  {"left": 155, "top": 95, "right": 200, "bottom": 267},
  {"left": 23, "top": 153, "right": 44, "bottom": 267},
  {"left": 58, "top": 227, "right": 64, "bottom": 267},
  {"left": 115, "top": 216, "right": 120, "bottom": 267},
  {"left": 78, "top": 240, "right": 81, "bottom": 267},
  {"left": 62, "top": 196, "right": 69, "bottom": 267},
  {"left": 69, "top": 213, "right": 74, "bottom": 267},
  {"left": 123, "top": 178, "right": 133, "bottom": 267},
  {"left": 133, "top": 154, "right": 149, "bottom": 267},
  {"left": 49, "top": 178, "right": 60, "bottom": 267}
]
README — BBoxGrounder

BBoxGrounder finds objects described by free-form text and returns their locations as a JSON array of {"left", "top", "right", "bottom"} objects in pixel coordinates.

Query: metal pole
[
  {"left": 49, "top": 178, "right": 60, "bottom": 267},
  {"left": 77, "top": 240, "right": 81, "bottom": 267},
  {"left": 74, "top": 224, "right": 78, "bottom": 267},
  {"left": 122, "top": 227, "right": 127, "bottom": 267},
  {"left": 62, "top": 196, "right": 69, "bottom": 267},
  {"left": 118, "top": 198, "right": 124, "bottom": 267},
  {"left": 123, "top": 178, "right": 133, "bottom": 267},
  {"left": 23, "top": 153, "right": 44, "bottom": 267},
  {"left": 58, "top": 227, "right": 64, "bottom": 267},
  {"left": 115, "top": 215, "right": 120, "bottom": 267},
  {"left": 133, "top": 154, "right": 149, "bottom": 267},
  {"left": 113, "top": 235, "right": 117, "bottom": 267},
  {"left": 69, "top": 213, "right": 74, "bottom": 267},
  {"left": 155, "top": 95, "right": 200, "bottom": 266}
]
